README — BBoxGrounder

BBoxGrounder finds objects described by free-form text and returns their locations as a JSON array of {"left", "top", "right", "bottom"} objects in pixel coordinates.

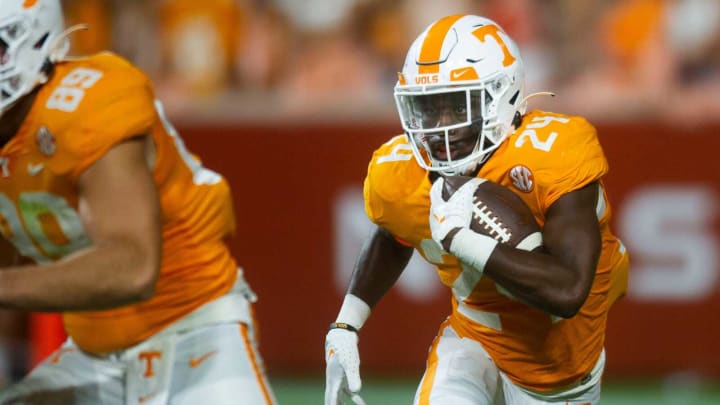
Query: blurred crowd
[{"left": 59, "top": 0, "right": 720, "bottom": 125}]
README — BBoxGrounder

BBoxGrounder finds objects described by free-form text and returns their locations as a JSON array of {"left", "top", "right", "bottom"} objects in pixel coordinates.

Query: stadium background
[{"left": 2, "top": 0, "right": 720, "bottom": 403}]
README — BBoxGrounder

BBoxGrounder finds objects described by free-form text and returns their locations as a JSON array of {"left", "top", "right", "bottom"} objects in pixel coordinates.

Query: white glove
[
  {"left": 325, "top": 328, "right": 366, "bottom": 405},
  {"left": 429, "top": 177, "right": 483, "bottom": 249}
]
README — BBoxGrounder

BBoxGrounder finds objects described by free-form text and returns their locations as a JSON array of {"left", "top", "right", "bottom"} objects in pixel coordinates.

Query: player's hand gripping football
[
  {"left": 429, "top": 176, "right": 482, "bottom": 250},
  {"left": 325, "top": 328, "right": 367, "bottom": 405}
]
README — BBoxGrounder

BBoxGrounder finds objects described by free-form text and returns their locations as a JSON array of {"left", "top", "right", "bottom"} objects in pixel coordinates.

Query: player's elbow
[
  {"left": 117, "top": 246, "right": 161, "bottom": 302},
  {"left": 132, "top": 256, "right": 161, "bottom": 301},
  {"left": 97, "top": 264, "right": 158, "bottom": 307},
  {"left": 120, "top": 234, "right": 162, "bottom": 302},
  {"left": 132, "top": 270, "right": 158, "bottom": 301},
  {"left": 552, "top": 285, "right": 590, "bottom": 319},
  {"left": 553, "top": 301, "right": 582, "bottom": 319}
]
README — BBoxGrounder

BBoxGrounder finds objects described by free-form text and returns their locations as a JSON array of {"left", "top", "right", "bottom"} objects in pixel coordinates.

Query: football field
[{"left": 270, "top": 375, "right": 720, "bottom": 405}]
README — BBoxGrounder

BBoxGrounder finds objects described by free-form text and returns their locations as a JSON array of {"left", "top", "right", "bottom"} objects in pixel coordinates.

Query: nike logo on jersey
[
  {"left": 432, "top": 212, "right": 446, "bottom": 223},
  {"left": 27, "top": 163, "right": 44, "bottom": 176},
  {"left": 188, "top": 349, "right": 218, "bottom": 368}
]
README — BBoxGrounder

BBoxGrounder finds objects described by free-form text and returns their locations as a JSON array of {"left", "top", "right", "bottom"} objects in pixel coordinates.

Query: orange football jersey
[
  {"left": 364, "top": 110, "right": 629, "bottom": 391},
  {"left": 0, "top": 53, "right": 237, "bottom": 354}
]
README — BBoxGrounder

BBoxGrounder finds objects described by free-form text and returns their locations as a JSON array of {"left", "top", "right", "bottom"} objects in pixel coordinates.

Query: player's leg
[
  {"left": 499, "top": 350, "right": 604, "bottom": 405},
  {"left": 0, "top": 339, "right": 124, "bottom": 405},
  {"left": 500, "top": 379, "right": 601, "bottom": 405},
  {"left": 413, "top": 320, "right": 504, "bottom": 405},
  {"left": 167, "top": 320, "right": 276, "bottom": 405}
]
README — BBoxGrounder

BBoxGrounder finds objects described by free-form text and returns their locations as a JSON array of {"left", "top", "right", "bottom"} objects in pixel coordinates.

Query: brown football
[{"left": 441, "top": 175, "right": 543, "bottom": 250}]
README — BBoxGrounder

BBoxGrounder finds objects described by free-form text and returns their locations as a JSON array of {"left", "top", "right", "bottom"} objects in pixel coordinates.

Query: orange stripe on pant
[
  {"left": 417, "top": 321, "right": 450, "bottom": 405},
  {"left": 240, "top": 323, "right": 274, "bottom": 405}
]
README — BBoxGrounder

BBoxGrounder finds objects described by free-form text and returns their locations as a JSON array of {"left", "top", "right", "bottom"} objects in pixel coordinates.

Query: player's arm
[
  {"left": 0, "top": 136, "right": 162, "bottom": 311},
  {"left": 325, "top": 225, "right": 413, "bottom": 405},
  {"left": 0, "top": 236, "right": 25, "bottom": 373},
  {"left": 346, "top": 225, "right": 414, "bottom": 309},
  {"left": 483, "top": 182, "right": 601, "bottom": 318},
  {"left": 331, "top": 224, "right": 413, "bottom": 331}
]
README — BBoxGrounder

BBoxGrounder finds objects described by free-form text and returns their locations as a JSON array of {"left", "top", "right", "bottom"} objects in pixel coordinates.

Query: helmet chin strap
[{"left": 437, "top": 162, "right": 476, "bottom": 176}]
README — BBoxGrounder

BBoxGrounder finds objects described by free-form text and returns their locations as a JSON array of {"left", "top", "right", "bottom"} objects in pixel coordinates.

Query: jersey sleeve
[
  {"left": 65, "top": 60, "right": 156, "bottom": 180},
  {"left": 538, "top": 116, "right": 609, "bottom": 209},
  {"left": 363, "top": 163, "right": 384, "bottom": 226},
  {"left": 363, "top": 135, "right": 421, "bottom": 225},
  {"left": 363, "top": 135, "right": 430, "bottom": 244}
]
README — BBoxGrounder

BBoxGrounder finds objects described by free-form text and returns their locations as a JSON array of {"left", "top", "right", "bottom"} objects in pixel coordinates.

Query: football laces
[{"left": 472, "top": 197, "right": 512, "bottom": 243}]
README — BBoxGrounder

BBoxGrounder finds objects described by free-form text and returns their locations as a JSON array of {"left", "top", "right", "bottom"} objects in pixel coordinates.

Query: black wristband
[{"left": 329, "top": 322, "right": 359, "bottom": 333}]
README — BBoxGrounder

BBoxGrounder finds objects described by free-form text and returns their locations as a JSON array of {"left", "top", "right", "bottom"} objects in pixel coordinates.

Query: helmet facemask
[
  {"left": 396, "top": 72, "right": 520, "bottom": 176},
  {"left": 394, "top": 15, "right": 525, "bottom": 176}
]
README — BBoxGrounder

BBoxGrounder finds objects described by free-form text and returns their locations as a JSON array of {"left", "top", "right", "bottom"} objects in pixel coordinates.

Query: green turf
[{"left": 269, "top": 375, "right": 720, "bottom": 405}]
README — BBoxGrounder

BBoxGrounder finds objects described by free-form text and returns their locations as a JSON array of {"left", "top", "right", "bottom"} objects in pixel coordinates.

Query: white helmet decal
[
  {"left": 394, "top": 15, "right": 525, "bottom": 175},
  {"left": 0, "top": 0, "right": 66, "bottom": 117}
]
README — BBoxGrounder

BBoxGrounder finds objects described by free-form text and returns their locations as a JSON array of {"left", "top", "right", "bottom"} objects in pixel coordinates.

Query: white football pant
[
  {"left": 0, "top": 272, "right": 276, "bottom": 405},
  {"left": 413, "top": 322, "right": 603, "bottom": 405}
]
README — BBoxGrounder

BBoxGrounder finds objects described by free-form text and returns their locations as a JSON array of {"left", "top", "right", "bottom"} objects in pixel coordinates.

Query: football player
[
  {"left": 325, "top": 14, "right": 629, "bottom": 405},
  {"left": 0, "top": 1, "right": 275, "bottom": 404}
]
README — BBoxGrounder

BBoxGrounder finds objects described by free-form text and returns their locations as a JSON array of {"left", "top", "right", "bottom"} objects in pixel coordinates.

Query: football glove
[
  {"left": 429, "top": 176, "right": 480, "bottom": 250},
  {"left": 325, "top": 328, "right": 366, "bottom": 405}
]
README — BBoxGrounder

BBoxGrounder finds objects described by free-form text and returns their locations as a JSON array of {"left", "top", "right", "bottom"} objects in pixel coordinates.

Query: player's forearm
[
  {"left": 483, "top": 245, "right": 594, "bottom": 318},
  {"left": 0, "top": 240, "right": 159, "bottom": 312},
  {"left": 347, "top": 226, "right": 413, "bottom": 308}
]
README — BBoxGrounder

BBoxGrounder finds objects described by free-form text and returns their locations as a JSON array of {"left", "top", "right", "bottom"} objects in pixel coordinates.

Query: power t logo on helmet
[
  {"left": 394, "top": 15, "right": 525, "bottom": 176},
  {"left": 0, "top": 0, "right": 68, "bottom": 117}
]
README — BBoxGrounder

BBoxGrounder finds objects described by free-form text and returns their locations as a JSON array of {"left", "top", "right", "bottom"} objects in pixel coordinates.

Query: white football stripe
[{"left": 516, "top": 232, "right": 543, "bottom": 251}]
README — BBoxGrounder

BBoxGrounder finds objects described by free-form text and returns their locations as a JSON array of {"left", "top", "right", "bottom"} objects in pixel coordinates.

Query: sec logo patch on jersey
[
  {"left": 36, "top": 126, "right": 56, "bottom": 156},
  {"left": 509, "top": 165, "right": 534, "bottom": 193}
]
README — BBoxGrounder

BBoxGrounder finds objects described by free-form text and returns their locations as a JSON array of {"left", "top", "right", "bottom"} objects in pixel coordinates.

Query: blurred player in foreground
[
  {"left": 325, "top": 14, "right": 629, "bottom": 405},
  {"left": 0, "top": 1, "right": 275, "bottom": 404}
]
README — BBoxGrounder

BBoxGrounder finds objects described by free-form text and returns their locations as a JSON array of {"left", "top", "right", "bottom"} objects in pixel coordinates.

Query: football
[{"left": 440, "top": 175, "right": 543, "bottom": 251}]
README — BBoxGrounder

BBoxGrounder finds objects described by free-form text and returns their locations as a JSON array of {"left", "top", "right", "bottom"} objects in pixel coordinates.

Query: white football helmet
[
  {"left": 0, "top": 0, "right": 67, "bottom": 116},
  {"left": 394, "top": 15, "right": 525, "bottom": 176}
]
